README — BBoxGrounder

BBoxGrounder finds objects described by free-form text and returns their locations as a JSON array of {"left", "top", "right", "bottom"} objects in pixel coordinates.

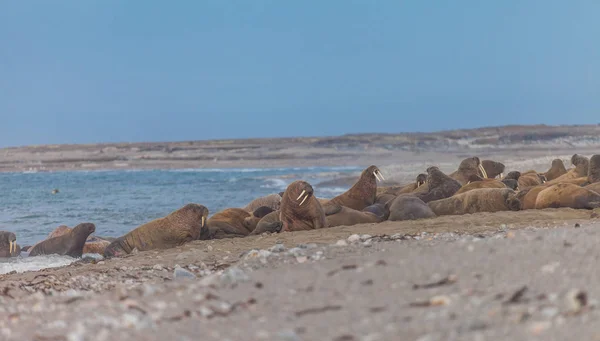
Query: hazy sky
[{"left": 1, "top": 1, "right": 598, "bottom": 147}]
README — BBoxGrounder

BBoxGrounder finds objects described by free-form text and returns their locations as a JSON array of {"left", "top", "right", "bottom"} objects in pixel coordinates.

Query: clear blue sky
[{"left": 1, "top": 1, "right": 598, "bottom": 147}]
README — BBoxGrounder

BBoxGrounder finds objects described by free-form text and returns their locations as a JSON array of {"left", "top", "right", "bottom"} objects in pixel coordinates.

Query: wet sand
[{"left": 1, "top": 208, "right": 600, "bottom": 340}]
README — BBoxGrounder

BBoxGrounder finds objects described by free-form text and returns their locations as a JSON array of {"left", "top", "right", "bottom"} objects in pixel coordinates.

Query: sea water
[{"left": 0, "top": 166, "right": 360, "bottom": 274}]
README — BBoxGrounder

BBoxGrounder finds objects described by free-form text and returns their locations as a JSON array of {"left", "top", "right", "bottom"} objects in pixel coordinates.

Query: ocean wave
[
  {"left": 0, "top": 254, "right": 76, "bottom": 275},
  {"left": 315, "top": 187, "right": 348, "bottom": 198},
  {"left": 260, "top": 178, "right": 288, "bottom": 189}
]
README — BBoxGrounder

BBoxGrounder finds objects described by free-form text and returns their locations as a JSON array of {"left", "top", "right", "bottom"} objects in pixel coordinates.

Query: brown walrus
[
  {"left": 588, "top": 155, "right": 600, "bottom": 184},
  {"left": 501, "top": 179, "right": 519, "bottom": 191},
  {"left": 30, "top": 225, "right": 111, "bottom": 255},
  {"left": 243, "top": 206, "right": 276, "bottom": 233},
  {"left": 242, "top": 193, "right": 282, "bottom": 212},
  {"left": 543, "top": 159, "right": 568, "bottom": 181},
  {"left": 387, "top": 195, "right": 436, "bottom": 221},
  {"left": 203, "top": 208, "right": 252, "bottom": 239},
  {"left": 518, "top": 172, "right": 546, "bottom": 188},
  {"left": 29, "top": 223, "right": 96, "bottom": 258},
  {"left": 481, "top": 160, "right": 505, "bottom": 179},
  {"left": 104, "top": 204, "right": 208, "bottom": 258},
  {"left": 428, "top": 188, "right": 521, "bottom": 216},
  {"left": 324, "top": 203, "right": 387, "bottom": 227},
  {"left": 414, "top": 166, "right": 462, "bottom": 203},
  {"left": 279, "top": 180, "right": 327, "bottom": 232},
  {"left": 546, "top": 154, "right": 589, "bottom": 185},
  {"left": 249, "top": 210, "right": 282, "bottom": 235},
  {"left": 450, "top": 157, "right": 488, "bottom": 185},
  {"left": 375, "top": 193, "right": 397, "bottom": 205},
  {"left": 0, "top": 231, "right": 20, "bottom": 257},
  {"left": 454, "top": 177, "right": 507, "bottom": 195},
  {"left": 383, "top": 174, "right": 427, "bottom": 195},
  {"left": 535, "top": 183, "right": 600, "bottom": 210},
  {"left": 518, "top": 185, "right": 549, "bottom": 210},
  {"left": 326, "top": 165, "right": 384, "bottom": 211},
  {"left": 585, "top": 182, "right": 600, "bottom": 195}
]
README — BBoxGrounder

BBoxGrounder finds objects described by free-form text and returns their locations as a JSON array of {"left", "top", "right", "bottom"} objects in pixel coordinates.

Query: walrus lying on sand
[
  {"left": 450, "top": 157, "right": 488, "bottom": 185},
  {"left": 325, "top": 165, "right": 384, "bottom": 211},
  {"left": 324, "top": 203, "right": 388, "bottom": 227},
  {"left": 413, "top": 167, "right": 462, "bottom": 203},
  {"left": 387, "top": 195, "right": 436, "bottom": 221},
  {"left": 29, "top": 223, "right": 96, "bottom": 258},
  {"left": 243, "top": 206, "right": 276, "bottom": 232},
  {"left": 428, "top": 188, "right": 521, "bottom": 216},
  {"left": 502, "top": 179, "right": 519, "bottom": 191},
  {"left": 249, "top": 210, "right": 282, "bottom": 235},
  {"left": 279, "top": 181, "right": 327, "bottom": 232},
  {"left": 0, "top": 231, "right": 20, "bottom": 257},
  {"left": 203, "top": 208, "right": 252, "bottom": 239},
  {"left": 535, "top": 183, "right": 600, "bottom": 210},
  {"left": 454, "top": 177, "right": 507, "bottom": 195},
  {"left": 518, "top": 172, "right": 546, "bottom": 188},
  {"left": 104, "top": 204, "right": 208, "bottom": 258}
]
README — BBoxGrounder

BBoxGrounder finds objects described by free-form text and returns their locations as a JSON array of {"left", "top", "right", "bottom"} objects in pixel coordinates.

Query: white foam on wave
[
  {"left": 0, "top": 254, "right": 76, "bottom": 275},
  {"left": 260, "top": 178, "right": 288, "bottom": 189}
]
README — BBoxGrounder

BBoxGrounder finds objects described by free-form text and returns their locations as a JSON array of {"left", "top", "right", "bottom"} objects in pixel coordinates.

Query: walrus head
[
  {"left": 0, "top": 231, "right": 18, "bottom": 256},
  {"left": 458, "top": 157, "right": 488, "bottom": 179},
  {"left": 425, "top": 166, "right": 452, "bottom": 189},
  {"left": 283, "top": 181, "right": 315, "bottom": 208},
  {"left": 501, "top": 179, "right": 519, "bottom": 191},
  {"left": 71, "top": 223, "right": 96, "bottom": 241},
  {"left": 544, "top": 159, "right": 567, "bottom": 181},
  {"left": 571, "top": 154, "right": 590, "bottom": 176},
  {"left": 416, "top": 173, "right": 427, "bottom": 188},
  {"left": 504, "top": 171, "right": 521, "bottom": 181},
  {"left": 588, "top": 155, "right": 600, "bottom": 184},
  {"left": 504, "top": 190, "right": 521, "bottom": 211},
  {"left": 481, "top": 160, "right": 506, "bottom": 179},
  {"left": 279, "top": 181, "right": 326, "bottom": 231}
]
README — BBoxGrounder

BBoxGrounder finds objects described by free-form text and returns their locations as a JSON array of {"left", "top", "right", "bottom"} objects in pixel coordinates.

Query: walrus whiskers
[{"left": 296, "top": 190, "right": 306, "bottom": 201}]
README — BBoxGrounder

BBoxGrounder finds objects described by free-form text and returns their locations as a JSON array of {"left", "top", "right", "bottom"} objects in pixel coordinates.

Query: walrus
[
  {"left": 242, "top": 206, "right": 276, "bottom": 233},
  {"left": 375, "top": 193, "right": 397, "bottom": 205},
  {"left": 104, "top": 204, "right": 208, "bottom": 258},
  {"left": 278, "top": 180, "right": 327, "bottom": 232},
  {"left": 362, "top": 203, "right": 390, "bottom": 220},
  {"left": 518, "top": 185, "right": 549, "bottom": 210},
  {"left": 481, "top": 160, "right": 505, "bottom": 179},
  {"left": 501, "top": 179, "right": 519, "bottom": 191},
  {"left": 454, "top": 177, "right": 507, "bottom": 195},
  {"left": 428, "top": 188, "right": 521, "bottom": 216},
  {"left": 324, "top": 203, "right": 387, "bottom": 227},
  {"left": 585, "top": 182, "right": 600, "bottom": 195},
  {"left": 203, "top": 208, "right": 252, "bottom": 239},
  {"left": 543, "top": 159, "right": 568, "bottom": 181},
  {"left": 249, "top": 210, "right": 282, "bottom": 235},
  {"left": 502, "top": 171, "right": 521, "bottom": 181},
  {"left": 413, "top": 166, "right": 462, "bottom": 203},
  {"left": 0, "top": 231, "right": 20, "bottom": 257},
  {"left": 546, "top": 154, "right": 589, "bottom": 185},
  {"left": 29, "top": 223, "right": 96, "bottom": 258},
  {"left": 588, "top": 155, "right": 600, "bottom": 184},
  {"left": 535, "top": 183, "right": 600, "bottom": 210},
  {"left": 387, "top": 195, "right": 436, "bottom": 221},
  {"left": 450, "top": 157, "right": 488, "bottom": 185},
  {"left": 242, "top": 193, "right": 282, "bottom": 212},
  {"left": 383, "top": 174, "right": 427, "bottom": 195},
  {"left": 28, "top": 225, "right": 114, "bottom": 255},
  {"left": 326, "top": 165, "right": 384, "bottom": 211},
  {"left": 518, "top": 172, "right": 546, "bottom": 188}
]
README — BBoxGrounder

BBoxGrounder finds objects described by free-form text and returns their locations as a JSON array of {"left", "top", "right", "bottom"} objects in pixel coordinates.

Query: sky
[{"left": 0, "top": 1, "right": 599, "bottom": 147}]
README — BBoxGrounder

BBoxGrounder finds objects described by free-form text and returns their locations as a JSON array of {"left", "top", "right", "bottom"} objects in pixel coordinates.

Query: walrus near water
[
  {"left": 104, "top": 204, "right": 208, "bottom": 258},
  {"left": 450, "top": 157, "right": 488, "bottom": 185},
  {"left": 203, "top": 208, "right": 252, "bottom": 239},
  {"left": 249, "top": 210, "right": 282, "bottom": 235},
  {"left": 481, "top": 160, "right": 506, "bottom": 179},
  {"left": 387, "top": 196, "right": 436, "bottom": 221},
  {"left": 243, "top": 206, "right": 276, "bottom": 233},
  {"left": 428, "top": 188, "right": 521, "bottom": 216},
  {"left": 324, "top": 203, "right": 387, "bottom": 227},
  {"left": 29, "top": 225, "right": 111, "bottom": 255},
  {"left": 543, "top": 159, "right": 568, "bottom": 181},
  {"left": 242, "top": 193, "right": 282, "bottom": 212},
  {"left": 279, "top": 181, "right": 327, "bottom": 232},
  {"left": 535, "top": 183, "right": 600, "bottom": 210},
  {"left": 326, "top": 165, "right": 384, "bottom": 211},
  {"left": 29, "top": 223, "right": 96, "bottom": 258},
  {"left": 413, "top": 166, "right": 462, "bottom": 203},
  {"left": 0, "top": 231, "right": 20, "bottom": 257}
]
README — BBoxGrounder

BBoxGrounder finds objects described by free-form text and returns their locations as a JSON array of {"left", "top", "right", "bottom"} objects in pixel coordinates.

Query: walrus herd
[{"left": 2, "top": 154, "right": 600, "bottom": 259}]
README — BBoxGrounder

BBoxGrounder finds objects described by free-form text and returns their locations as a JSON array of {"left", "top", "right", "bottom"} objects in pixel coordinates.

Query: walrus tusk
[
  {"left": 201, "top": 216, "right": 205, "bottom": 227},
  {"left": 296, "top": 190, "right": 306, "bottom": 201},
  {"left": 478, "top": 164, "right": 488, "bottom": 178},
  {"left": 417, "top": 182, "right": 421, "bottom": 188},
  {"left": 467, "top": 181, "right": 471, "bottom": 185},
  {"left": 9, "top": 241, "right": 14, "bottom": 254},
  {"left": 299, "top": 194, "right": 308, "bottom": 206},
  {"left": 377, "top": 170, "right": 385, "bottom": 181},
  {"left": 373, "top": 172, "right": 382, "bottom": 182},
  {"left": 499, "top": 173, "right": 504, "bottom": 179}
]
